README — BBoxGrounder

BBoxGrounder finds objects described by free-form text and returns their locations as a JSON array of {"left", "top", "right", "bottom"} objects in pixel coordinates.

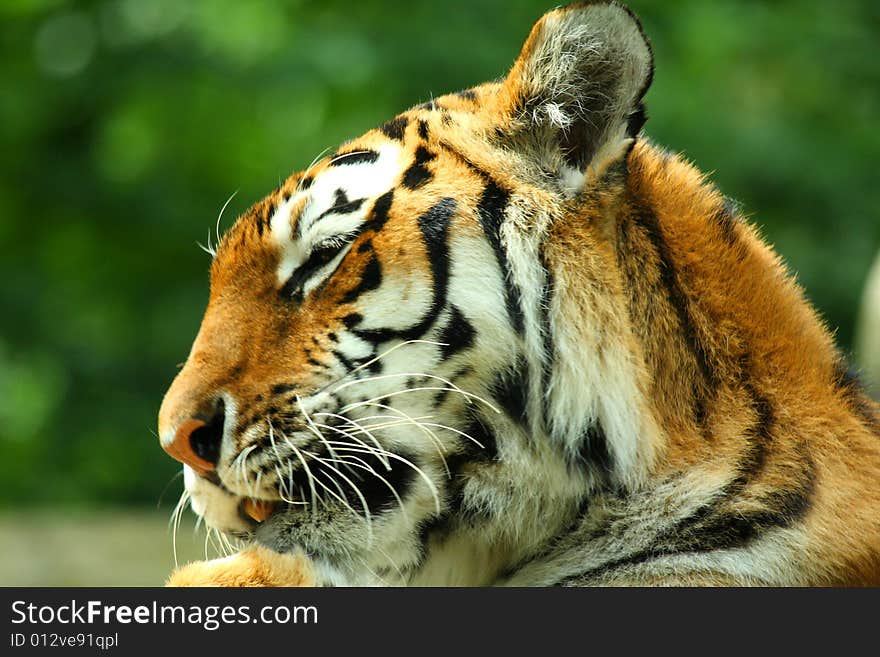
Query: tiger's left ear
[{"left": 499, "top": 1, "right": 653, "bottom": 189}]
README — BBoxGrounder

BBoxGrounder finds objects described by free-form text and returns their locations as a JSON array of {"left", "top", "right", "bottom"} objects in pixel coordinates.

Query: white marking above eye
[
  {"left": 271, "top": 142, "right": 403, "bottom": 286},
  {"left": 270, "top": 194, "right": 307, "bottom": 284}
]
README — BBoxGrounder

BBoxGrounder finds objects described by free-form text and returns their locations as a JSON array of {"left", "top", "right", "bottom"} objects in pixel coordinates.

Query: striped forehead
[{"left": 269, "top": 142, "right": 403, "bottom": 283}]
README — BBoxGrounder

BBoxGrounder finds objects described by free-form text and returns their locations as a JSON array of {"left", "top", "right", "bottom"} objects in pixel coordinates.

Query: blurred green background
[{"left": 0, "top": 0, "right": 877, "bottom": 583}]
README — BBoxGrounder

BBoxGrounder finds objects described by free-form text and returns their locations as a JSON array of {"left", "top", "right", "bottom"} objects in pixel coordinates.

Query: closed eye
[{"left": 280, "top": 238, "right": 350, "bottom": 301}]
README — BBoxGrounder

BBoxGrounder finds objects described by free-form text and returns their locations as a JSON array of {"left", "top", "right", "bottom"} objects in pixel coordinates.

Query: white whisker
[
  {"left": 352, "top": 402, "right": 450, "bottom": 478},
  {"left": 298, "top": 146, "right": 333, "bottom": 192},
  {"left": 323, "top": 441, "right": 441, "bottom": 513},
  {"left": 312, "top": 339, "right": 448, "bottom": 396},
  {"left": 311, "top": 412, "right": 392, "bottom": 469},
  {"left": 417, "top": 421, "right": 486, "bottom": 450},
  {"left": 196, "top": 231, "right": 215, "bottom": 257},
  {"left": 296, "top": 394, "right": 343, "bottom": 463},
  {"left": 273, "top": 422, "right": 319, "bottom": 515},
  {"left": 302, "top": 458, "right": 363, "bottom": 523},
  {"left": 328, "top": 149, "right": 372, "bottom": 166},
  {"left": 308, "top": 449, "right": 409, "bottom": 522},
  {"left": 266, "top": 425, "right": 299, "bottom": 504},
  {"left": 341, "top": 386, "right": 498, "bottom": 415},
  {"left": 169, "top": 487, "right": 191, "bottom": 569},
  {"left": 303, "top": 450, "right": 375, "bottom": 542},
  {"left": 215, "top": 189, "right": 238, "bottom": 250},
  {"left": 204, "top": 527, "right": 214, "bottom": 561},
  {"left": 232, "top": 443, "right": 258, "bottom": 496}
]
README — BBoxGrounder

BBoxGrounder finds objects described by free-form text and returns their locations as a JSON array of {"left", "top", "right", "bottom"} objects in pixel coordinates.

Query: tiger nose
[{"left": 162, "top": 399, "right": 225, "bottom": 475}]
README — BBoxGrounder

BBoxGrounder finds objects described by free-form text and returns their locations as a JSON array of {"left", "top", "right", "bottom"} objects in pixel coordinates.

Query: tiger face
[
  {"left": 159, "top": 1, "right": 655, "bottom": 583},
  {"left": 160, "top": 117, "right": 530, "bottom": 542}
]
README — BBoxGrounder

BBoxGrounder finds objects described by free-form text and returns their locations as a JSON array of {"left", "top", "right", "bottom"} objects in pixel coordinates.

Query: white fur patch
[
  {"left": 270, "top": 194, "right": 307, "bottom": 284},
  {"left": 184, "top": 465, "right": 250, "bottom": 534},
  {"left": 559, "top": 165, "right": 586, "bottom": 196},
  {"left": 271, "top": 142, "right": 403, "bottom": 287}
]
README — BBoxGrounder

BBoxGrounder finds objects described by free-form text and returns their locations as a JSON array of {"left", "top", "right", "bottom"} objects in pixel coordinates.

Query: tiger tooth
[{"left": 243, "top": 499, "right": 276, "bottom": 523}]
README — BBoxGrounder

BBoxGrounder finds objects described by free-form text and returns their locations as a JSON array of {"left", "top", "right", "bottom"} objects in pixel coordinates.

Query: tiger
[{"left": 159, "top": 0, "right": 880, "bottom": 586}]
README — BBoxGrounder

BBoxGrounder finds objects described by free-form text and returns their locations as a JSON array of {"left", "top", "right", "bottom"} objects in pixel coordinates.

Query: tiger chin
[{"left": 159, "top": 1, "right": 880, "bottom": 587}]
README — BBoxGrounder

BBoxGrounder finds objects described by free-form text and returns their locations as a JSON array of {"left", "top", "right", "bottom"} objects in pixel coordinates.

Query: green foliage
[{"left": 0, "top": 0, "right": 877, "bottom": 505}]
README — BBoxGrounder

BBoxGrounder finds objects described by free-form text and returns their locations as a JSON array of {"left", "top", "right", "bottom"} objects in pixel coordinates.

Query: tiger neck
[{"left": 590, "top": 138, "right": 838, "bottom": 475}]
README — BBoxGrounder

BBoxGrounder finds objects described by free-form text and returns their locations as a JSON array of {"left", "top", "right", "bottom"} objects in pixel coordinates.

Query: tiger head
[{"left": 158, "top": 1, "right": 655, "bottom": 582}]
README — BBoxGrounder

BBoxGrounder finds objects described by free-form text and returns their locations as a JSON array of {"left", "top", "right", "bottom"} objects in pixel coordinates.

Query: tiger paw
[{"left": 166, "top": 544, "right": 315, "bottom": 587}]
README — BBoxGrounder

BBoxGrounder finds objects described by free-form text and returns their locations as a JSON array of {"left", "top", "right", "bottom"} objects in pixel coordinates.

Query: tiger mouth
[
  {"left": 200, "top": 468, "right": 284, "bottom": 524},
  {"left": 241, "top": 498, "right": 277, "bottom": 523}
]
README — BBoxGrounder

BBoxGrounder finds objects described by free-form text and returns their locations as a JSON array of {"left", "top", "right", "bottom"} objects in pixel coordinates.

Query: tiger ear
[{"left": 499, "top": 1, "right": 653, "bottom": 189}]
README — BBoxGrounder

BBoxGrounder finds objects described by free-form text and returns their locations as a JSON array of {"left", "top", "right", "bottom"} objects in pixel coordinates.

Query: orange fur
[{"left": 166, "top": 546, "right": 314, "bottom": 587}]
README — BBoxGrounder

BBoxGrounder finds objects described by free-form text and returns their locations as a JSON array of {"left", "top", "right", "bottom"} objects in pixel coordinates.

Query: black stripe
[
  {"left": 296, "top": 189, "right": 367, "bottom": 238},
  {"left": 331, "top": 349, "right": 355, "bottom": 372},
  {"left": 557, "top": 386, "right": 813, "bottom": 585},
  {"left": 408, "top": 196, "right": 455, "bottom": 333},
  {"left": 340, "top": 252, "right": 382, "bottom": 304},
  {"left": 539, "top": 247, "right": 555, "bottom": 426},
  {"left": 572, "top": 422, "right": 614, "bottom": 479},
  {"left": 342, "top": 313, "right": 362, "bottom": 329},
  {"left": 652, "top": 378, "right": 774, "bottom": 545},
  {"left": 368, "top": 189, "right": 394, "bottom": 230},
  {"left": 432, "top": 142, "right": 525, "bottom": 335},
  {"left": 492, "top": 357, "right": 529, "bottom": 427},
  {"left": 438, "top": 306, "right": 475, "bottom": 359},
  {"left": 559, "top": 464, "right": 815, "bottom": 585},
  {"left": 674, "top": 466, "right": 815, "bottom": 555},
  {"left": 317, "top": 189, "right": 366, "bottom": 221},
  {"left": 458, "top": 413, "right": 499, "bottom": 464},
  {"left": 402, "top": 145, "right": 436, "bottom": 190},
  {"left": 417, "top": 119, "right": 429, "bottom": 140},
  {"left": 351, "top": 197, "right": 456, "bottom": 345},
  {"left": 253, "top": 200, "right": 275, "bottom": 239},
  {"left": 475, "top": 175, "right": 526, "bottom": 335},
  {"left": 328, "top": 149, "right": 380, "bottom": 166},
  {"left": 366, "top": 352, "right": 383, "bottom": 374},
  {"left": 733, "top": 380, "right": 774, "bottom": 486},
  {"left": 664, "top": 441, "right": 815, "bottom": 556},
  {"left": 456, "top": 89, "right": 477, "bottom": 101},
  {"left": 633, "top": 205, "right": 717, "bottom": 424},
  {"left": 279, "top": 241, "right": 347, "bottom": 301},
  {"left": 379, "top": 116, "right": 408, "bottom": 141},
  {"left": 329, "top": 446, "right": 418, "bottom": 515}
]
